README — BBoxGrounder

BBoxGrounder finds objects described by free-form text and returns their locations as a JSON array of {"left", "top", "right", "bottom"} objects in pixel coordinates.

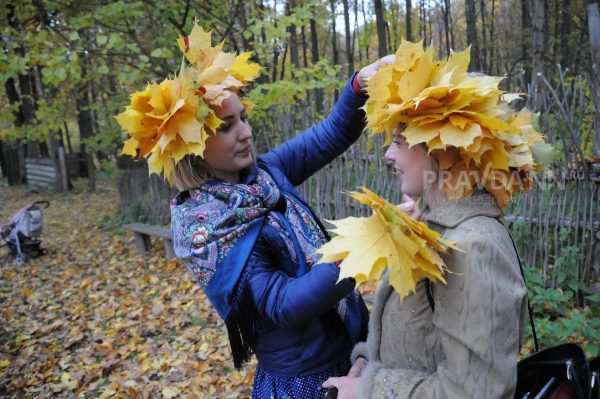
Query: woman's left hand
[{"left": 322, "top": 376, "right": 359, "bottom": 399}]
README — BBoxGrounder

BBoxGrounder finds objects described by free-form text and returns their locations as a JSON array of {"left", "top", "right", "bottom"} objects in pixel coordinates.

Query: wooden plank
[
  {"left": 123, "top": 223, "right": 171, "bottom": 239},
  {"left": 26, "top": 163, "right": 56, "bottom": 172},
  {"left": 25, "top": 165, "right": 54, "bottom": 172},
  {"left": 27, "top": 175, "right": 55, "bottom": 184},
  {"left": 26, "top": 169, "right": 56, "bottom": 179},
  {"left": 27, "top": 180, "right": 51, "bottom": 187},
  {"left": 25, "top": 158, "right": 54, "bottom": 166},
  {"left": 27, "top": 171, "right": 55, "bottom": 180},
  {"left": 27, "top": 166, "right": 56, "bottom": 175}
]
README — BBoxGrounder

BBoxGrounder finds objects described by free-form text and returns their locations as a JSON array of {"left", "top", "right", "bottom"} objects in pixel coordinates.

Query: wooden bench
[{"left": 123, "top": 223, "right": 175, "bottom": 259}]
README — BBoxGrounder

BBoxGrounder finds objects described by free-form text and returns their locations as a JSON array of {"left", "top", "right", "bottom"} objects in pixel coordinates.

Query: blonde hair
[{"left": 170, "top": 145, "right": 257, "bottom": 191}]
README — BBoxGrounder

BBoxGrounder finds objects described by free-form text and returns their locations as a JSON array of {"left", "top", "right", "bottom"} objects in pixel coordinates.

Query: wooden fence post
[
  {"left": 588, "top": 1, "right": 600, "bottom": 273},
  {"left": 588, "top": 1, "right": 600, "bottom": 157},
  {"left": 58, "top": 146, "right": 68, "bottom": 193}
]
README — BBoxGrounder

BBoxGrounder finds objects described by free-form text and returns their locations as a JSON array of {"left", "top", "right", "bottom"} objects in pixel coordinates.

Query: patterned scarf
[{"left": 171, "top": 166, "right": 356, "bottom": 325}]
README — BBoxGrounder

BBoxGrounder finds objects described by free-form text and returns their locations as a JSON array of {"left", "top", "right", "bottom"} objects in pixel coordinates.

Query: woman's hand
[
  {"left": 347, "top": 357, "right": 368, "bottom": 377},
  {"left": 398, "top": 194, "right": 423, "bottom": 220},
  {"left": 322, "top": 376, "right": 359, "bottom": 399},
  {"left": 356, "top": 54, "right": 395, "bottom": 89}
]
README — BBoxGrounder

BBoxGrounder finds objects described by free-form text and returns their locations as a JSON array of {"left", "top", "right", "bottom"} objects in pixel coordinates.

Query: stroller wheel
[{"left": 16, "top": 253, "right": 25, "bottom": 266}]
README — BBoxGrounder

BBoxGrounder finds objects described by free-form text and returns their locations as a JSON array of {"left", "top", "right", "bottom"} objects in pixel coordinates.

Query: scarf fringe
[{"left": 226, "top": 274, "right": 257, "bottom": 370}]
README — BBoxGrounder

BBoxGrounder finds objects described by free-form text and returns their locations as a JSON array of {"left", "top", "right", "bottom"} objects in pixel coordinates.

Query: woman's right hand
[{"left": 347, "top": 357, "right": 368, "bottom": 378}]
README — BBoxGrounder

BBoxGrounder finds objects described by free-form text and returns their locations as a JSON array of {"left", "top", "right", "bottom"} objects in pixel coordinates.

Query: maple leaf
[
  {"left": 230, "top": 52, "right": 262, "bottom": 85},
  {"left": 317, "top": 188, "right": 460, "bottom": 300}
]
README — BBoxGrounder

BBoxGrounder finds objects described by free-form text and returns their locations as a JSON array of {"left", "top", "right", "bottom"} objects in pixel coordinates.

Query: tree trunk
[
  {"left": 353, "top": 0, "right": 361, "bottom": 62},
  {"left": 419, "top": 0, "right": 426, "bottom": 43},
  {"left": 442, "top": 0, "right": 451, "bottom": 56},
  {"left": 374, "top": 0, "right": 388, "bottom": 58},
  {"left": 362, "top": 0, "right": 370, "bottom": 59},
  {"left": 490, "top": 0, "right": 496, "bottom": 74},
  {"left": 588, "top": 1, "right": 600, "bottom": 157},
  {"left": 532, "top": 0, "right": 545, "bottom": 86},
  {"left": 406, "top": 0, "right": 413, "bottom": 41},
  {"left": 279, "top": 43, "right": 288, "bottom": 80},
  {"left": 342, "top": 0, "right": 354, "bottom": 77},
  {"left": 0, "top": 141, "right": 5, "bottom": 178},
  {"left": 560, "top": 0, "right": 572, "bottom": 68},
  {"left": 286, "top": 0, "right": 300, "bottom": 74},
  {"left": 3, "top": 77, "right": 25, "bottom": 185},
  {"left": 465, "top": 0, "right": 481, "bottom": 71},
  {"left": 301, "top": 24, "right": 308, "bottom": 68},
  {"left": 76, "top": 65, "right": 96, "bottom": 191},
  {"left": 522, "top": 0, "right": 532, "bottom": 83},
  {"left": 448, "top": 0, "right": 455, "bottom": 50},
  {"left": 479, "top": 0, "right": 488, "bottom": 72},
  {"left": 310, "top": 17, "right": 324, "bottom": 114},
  {"left": 330, "top": 0, "right": 340, "bottom": 99},
  {"left": 427, "top": 0, "right": 432, "bottom": 45}
]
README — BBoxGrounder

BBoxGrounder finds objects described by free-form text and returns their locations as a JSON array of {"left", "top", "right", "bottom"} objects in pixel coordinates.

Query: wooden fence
[
  {"left": 25, "top": 154, "right": 81, "bottom": 188},
  {"left": 253, "top": 71, "right": 599, "bottom": 289}
]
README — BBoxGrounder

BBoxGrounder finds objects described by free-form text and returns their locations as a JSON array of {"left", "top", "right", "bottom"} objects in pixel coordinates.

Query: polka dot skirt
[{"left": 251, "top": 360, "right": 351, "bottom": 399}]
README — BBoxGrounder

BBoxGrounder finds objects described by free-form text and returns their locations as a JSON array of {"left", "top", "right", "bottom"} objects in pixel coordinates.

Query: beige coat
[{"left": 353, "top": 193, "right": 528, "bottom": 399}]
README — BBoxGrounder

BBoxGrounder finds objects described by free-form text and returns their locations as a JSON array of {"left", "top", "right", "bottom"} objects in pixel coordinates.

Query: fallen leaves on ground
[{"left": 0, "top": 179, "right": 254, "bottom": 398}]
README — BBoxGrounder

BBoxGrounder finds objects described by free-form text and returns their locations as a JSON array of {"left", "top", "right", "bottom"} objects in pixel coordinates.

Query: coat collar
[{"left": 424, "top": 193, "right": 502, "bottom": 228}]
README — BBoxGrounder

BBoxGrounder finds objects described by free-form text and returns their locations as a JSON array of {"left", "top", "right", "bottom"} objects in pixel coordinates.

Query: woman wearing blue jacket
[
  {"left": 169, "top": 57, "right": 393, "bottom": 397},
  {"left": 115, "top": 23, "right": 395, "bottom": 398}
]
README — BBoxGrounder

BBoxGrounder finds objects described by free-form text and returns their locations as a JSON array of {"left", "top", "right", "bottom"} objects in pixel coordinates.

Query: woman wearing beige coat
[
  {"left": 321, "top": 41, "right": 553, "bottom": 398},
  {"left": 323, "top": 130, "right": 529, "bottom": 399}
]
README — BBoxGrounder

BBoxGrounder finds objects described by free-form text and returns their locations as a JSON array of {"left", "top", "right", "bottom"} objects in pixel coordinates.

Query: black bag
[{"left": 515, "top": 343, "right": 591, "bottom": 399}]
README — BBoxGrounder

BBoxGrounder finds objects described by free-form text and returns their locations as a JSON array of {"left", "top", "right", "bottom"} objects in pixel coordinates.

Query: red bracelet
[{"left": 352, "top": 74, "right": 368, "bottom": 97}]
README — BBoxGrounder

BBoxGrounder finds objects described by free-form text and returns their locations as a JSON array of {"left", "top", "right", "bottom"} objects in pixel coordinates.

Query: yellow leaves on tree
[
  {"left": 116, "top": 23, "right": 261, "bottom": 185},
  {"left": 364, "top": 40, "right": 551, "bottom": 208},
  {"left": 317, "top": 188, "right": 460, "bottom": 300}
]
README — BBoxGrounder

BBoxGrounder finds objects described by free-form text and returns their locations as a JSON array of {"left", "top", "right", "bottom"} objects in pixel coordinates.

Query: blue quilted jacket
[{"left": 239, "top": 77, "right": 369, "bottom": 377}]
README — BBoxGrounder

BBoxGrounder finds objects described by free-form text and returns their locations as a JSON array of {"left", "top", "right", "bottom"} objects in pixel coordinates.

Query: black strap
[
  {"left": 423, "top": 216, "right": 540, "bottom": 353},
  {"left": 425, "top": 279, "right": 435, "bottom": 312},
  {"left": 496, "top": 219, "right": 540, "bottom": 353}
]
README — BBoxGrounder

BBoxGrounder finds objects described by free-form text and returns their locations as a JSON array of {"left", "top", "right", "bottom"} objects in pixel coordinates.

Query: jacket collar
[{"left": 424, "top": 193, "right": 502, "bottom": 228}]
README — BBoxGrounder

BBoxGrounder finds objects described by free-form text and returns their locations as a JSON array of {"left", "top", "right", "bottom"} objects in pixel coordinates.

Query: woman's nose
[
  {"left": 384, "top": 146, "right": 394, "bottom": 162},
  {"left": 239, "top": 121, "right": 253, "bottom": 141}
]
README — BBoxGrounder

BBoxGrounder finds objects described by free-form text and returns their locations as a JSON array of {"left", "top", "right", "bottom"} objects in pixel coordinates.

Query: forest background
[{"left": 1, "top": 0, "right": 599, "bottom": 397}]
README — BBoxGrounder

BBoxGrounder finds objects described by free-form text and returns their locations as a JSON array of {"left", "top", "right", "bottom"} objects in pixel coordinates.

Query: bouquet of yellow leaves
[
  {"left": 317, "top": 188, "right": 460, "bottom": 300},
  {"left": 116, "top": 24, "right": 261, "bottom": 184}
]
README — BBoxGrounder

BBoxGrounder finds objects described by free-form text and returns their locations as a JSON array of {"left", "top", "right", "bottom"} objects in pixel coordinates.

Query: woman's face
[
  {"left": 384, "top": 127, "right": 436, "bottom": 197},
  {"left": 203, "top": 94, "right": 253, "bottom": 182}
]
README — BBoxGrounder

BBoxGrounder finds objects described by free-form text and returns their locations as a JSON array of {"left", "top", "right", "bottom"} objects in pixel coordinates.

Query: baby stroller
[{"left": 1, "top": 201, "right": 50, "bottom": 265}]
